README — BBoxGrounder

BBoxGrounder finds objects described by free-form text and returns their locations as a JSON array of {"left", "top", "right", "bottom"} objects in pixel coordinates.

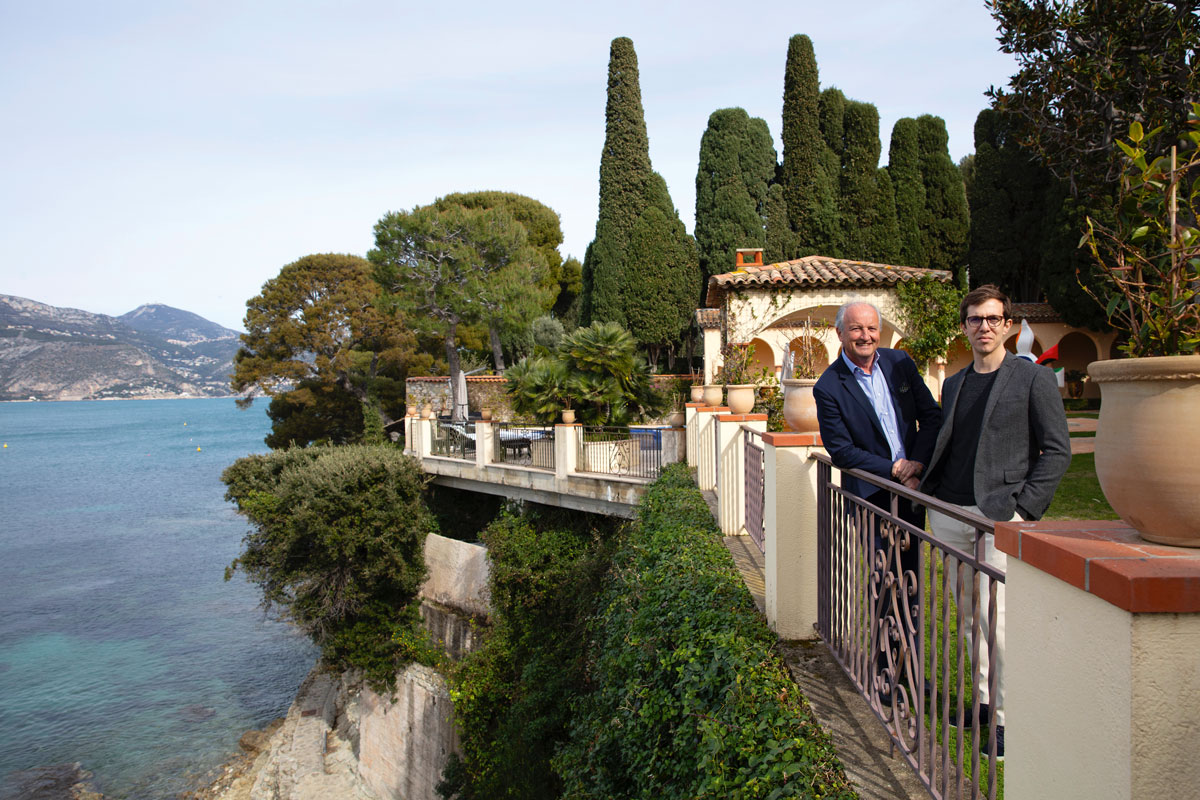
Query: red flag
[{"left": 1036, "top": 344, "right": 1060, "bottom": 365}]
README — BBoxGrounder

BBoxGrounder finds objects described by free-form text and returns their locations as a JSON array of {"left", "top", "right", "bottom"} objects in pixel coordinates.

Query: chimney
[{"left": 735, "top": 248, "right": 764, "bottom": 270}]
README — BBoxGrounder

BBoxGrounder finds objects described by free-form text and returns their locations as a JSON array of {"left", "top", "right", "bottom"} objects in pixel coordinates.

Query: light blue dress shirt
[{"left": 841, "top": 349, "right": 906, "bottom": 462}]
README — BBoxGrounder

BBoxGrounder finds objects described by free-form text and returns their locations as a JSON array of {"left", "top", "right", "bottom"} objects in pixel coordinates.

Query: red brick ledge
[
  {"left": 721, "top": 413, "right": 768, "bottom": 422},
  {"left": 996, "top": 521, "right": 1200, "bottom": 613},
  {"left": 762, "top": 432, "right": 823, "bottom": 447}
]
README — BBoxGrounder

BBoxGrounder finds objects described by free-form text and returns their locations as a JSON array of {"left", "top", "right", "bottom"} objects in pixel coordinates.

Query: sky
[{"left": 1, "top": 1, "right": 1018, "bottom": 332}]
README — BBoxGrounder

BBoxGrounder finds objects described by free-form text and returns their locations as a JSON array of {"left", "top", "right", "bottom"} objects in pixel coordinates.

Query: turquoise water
[{"left": 0, "top": 399, "right": 318, "bottom": 798}]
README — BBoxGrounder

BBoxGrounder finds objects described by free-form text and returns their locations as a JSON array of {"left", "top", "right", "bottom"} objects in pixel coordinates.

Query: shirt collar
[{"left": 841, "top": 348, "right": 877, "bottom": 376}]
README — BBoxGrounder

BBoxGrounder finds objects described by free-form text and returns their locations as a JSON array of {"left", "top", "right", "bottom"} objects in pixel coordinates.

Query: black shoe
[{"left": 948, "top": 702, "right": 991, "bottom": 727}]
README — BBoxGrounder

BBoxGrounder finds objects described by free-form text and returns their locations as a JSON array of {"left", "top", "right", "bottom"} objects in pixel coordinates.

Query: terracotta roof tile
[
  {"left": 1011, "top": 302, "right": 1062, "bottom": 324},
  {"left": 705, "top": 255, "right": 951, "bottom": 306},
  {"left": 694, "top": 308, "right": 721, "bottom": 329}
]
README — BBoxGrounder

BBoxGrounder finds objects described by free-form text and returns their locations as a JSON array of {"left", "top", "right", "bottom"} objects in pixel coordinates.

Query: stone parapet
[{"left": 998, "top": 521, "right": 1200, "bottom": 799}]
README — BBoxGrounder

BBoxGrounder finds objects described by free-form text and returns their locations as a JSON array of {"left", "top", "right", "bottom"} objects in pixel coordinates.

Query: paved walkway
[{"left": 1069, "top": 415, "right": 1097, "bottom": 454}]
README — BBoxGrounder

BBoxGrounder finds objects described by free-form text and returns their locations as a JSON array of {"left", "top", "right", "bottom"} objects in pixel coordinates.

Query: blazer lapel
[{"left": 837, "top": 357, "right": 887, "bottom": 442}]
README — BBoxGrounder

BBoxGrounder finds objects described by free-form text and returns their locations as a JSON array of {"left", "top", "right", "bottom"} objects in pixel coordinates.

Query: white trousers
[{"left": 927, "top": 505, "right": 1017, "bottom": 726}]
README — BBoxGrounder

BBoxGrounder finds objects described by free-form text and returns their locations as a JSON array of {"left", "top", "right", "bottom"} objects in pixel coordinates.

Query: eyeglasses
[{"left": 964, "top": 315, "right": 1008, "bottom": 329}]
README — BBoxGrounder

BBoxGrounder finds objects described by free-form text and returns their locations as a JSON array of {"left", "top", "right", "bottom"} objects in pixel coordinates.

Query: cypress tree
[
  {"left": 582, "top": 37, "right": 654, "bottom": 327},
  {"left": 838, "top": 100, "right": 900, "bottom": 262},
  {"left": 780, "top": 35, "right": 839, "bottom": 258},
  {"left": 967, "top": 108, "right": 1053, "bottom": 301},
  {"left": 780, "top": 35, "right": 821, "bottom": 248},
  {"left": 887, "top": 117, "right": 927, "bottom": 266},
  {"left": 869, "top": 168, "right": 901, "bottom": 264},
  {"left": 695, "top": 108, "right": 777, "bottom": 278},
  {"left": 625, "top": 204, "right": 701, "bottom": 368},
  {"left": 764, "top": 183, "right": 793, "bottom": 265},
  {"left": 915, "top": 114, "right": 970, "bottom": 276}
]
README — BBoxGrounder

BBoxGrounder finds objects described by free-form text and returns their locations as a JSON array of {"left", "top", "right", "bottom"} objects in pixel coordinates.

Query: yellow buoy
[{"left": 196, "top": 446, "right": 202, "bottom": 452}]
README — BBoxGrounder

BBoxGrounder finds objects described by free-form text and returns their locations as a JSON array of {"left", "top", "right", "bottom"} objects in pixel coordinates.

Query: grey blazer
[{"left": 921, "top": 351, "right": 1071, "bottom": 521}]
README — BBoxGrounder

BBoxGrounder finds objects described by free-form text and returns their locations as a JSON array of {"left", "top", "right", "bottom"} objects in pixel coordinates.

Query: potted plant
[
  {"left": 1064, "top": 369, "right": 1088, "bottom": 400},
  {"left": 1082, "top": 105, "right": 1200, "bottom": 546},
  {"left": 717, "top": 341, "right": 758, "bottom": 414},
  {"left": 779, "top": 317, "right": 829, "bottom": 432},
  {"left": 689, "top": 371, "right": 705, "bottom": 404}
]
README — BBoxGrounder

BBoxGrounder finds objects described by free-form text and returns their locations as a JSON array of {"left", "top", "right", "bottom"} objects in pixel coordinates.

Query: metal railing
[
  {"left": 743, "top": 426, "right": 765, "bottom": 553},
  {"left": 431, "top": 421, "right": 476, "bottom": 461},
  {"left": 814, "top": 452, "right": 1004, "bottom": 800},
  {"left": 577, "top": 426, "right": 662, "bottom": 479},
  {"left": 490, "top": 422, "right": 555, "bottom": 470}
]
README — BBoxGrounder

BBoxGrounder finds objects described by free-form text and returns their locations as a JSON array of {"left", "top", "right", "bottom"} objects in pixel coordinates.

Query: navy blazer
[{"left": 814, "top": 348, "right": 943, "bottom": 500}]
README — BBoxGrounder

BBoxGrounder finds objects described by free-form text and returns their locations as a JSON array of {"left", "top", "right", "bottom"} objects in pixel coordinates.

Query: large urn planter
[
  {"left": 725, "top": 384, "right": 756, "bottom": 414},
  {"left": 781, "top": 378, "right": 820, "bottom": 433},
  {"left": 561, "top": 408, "right": 576, "bottom": 424},
  {"left": 689, "top": 384, "right": 705, "bottom": 403},
  {"left": 1088, "top": 355, "right": 1200, "bottom": 547},
  {"left": 702, "top": 384, "right": 724, "bottom": 407}
]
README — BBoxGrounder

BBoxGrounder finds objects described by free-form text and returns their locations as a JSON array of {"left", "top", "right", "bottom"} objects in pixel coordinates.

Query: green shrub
[
  {"left": 442, "top": 507, "right": 619, "bottom": 800},
  {"left": 555, "top": 464, "right": 855, "bottom": 799},
  {"left": 222, "top": 444, "right": 436, "bottom": 688}
]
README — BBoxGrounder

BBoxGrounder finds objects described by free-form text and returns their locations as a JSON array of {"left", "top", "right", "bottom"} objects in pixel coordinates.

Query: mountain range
[{"left": 0, "top": 295, "right": 243, "bottom": 401}]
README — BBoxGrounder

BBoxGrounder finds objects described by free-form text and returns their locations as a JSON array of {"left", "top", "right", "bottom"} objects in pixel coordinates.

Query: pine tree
[
  {"left": 694, "top": 108, "right": 777, "bottom": 278},
  {"left": 582, "top": 37, "right": 654, "bottom": 327},
  {"left": 916, "top": 114, "right": 970, "bottom": 276},
  {"left": 887, "top": 117, "right": 927, "bottom": 266}
]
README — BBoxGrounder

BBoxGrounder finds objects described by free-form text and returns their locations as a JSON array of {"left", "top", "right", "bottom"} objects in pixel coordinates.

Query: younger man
[{"left": 919, "top": 285, "right": 1071, "bottom": 756}]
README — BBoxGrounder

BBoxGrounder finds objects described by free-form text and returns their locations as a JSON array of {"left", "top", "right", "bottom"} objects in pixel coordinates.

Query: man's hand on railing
[{"left": 890, "top": 458, "right": 924, "bottom": 484}]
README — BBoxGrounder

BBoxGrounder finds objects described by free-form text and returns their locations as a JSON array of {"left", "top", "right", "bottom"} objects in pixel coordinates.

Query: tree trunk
[
  {"left": 488, "top": 322, "right": 506, "bottom": 372},
  {"left": 445, "top": 324, "right": 462, "bottom": 421}
]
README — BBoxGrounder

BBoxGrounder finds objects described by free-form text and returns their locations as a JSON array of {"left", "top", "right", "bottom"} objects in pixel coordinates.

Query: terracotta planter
[
  {"left": 421, "top": 403, "right": 434, "bottom": 419},
  {"left": 1088, "top": 355, "right": 1200, "bottom": 546},
  {"left": 689, "top": 384, "right": 705, "bottom": 403},
  {"left": 561, "top": 408, "right": 576, "bottom": 424},
  {"left": 480, "top": 408, "right": 492, "bottom": 420},
  {"left": 726, "top": 384, "right": 756, "bottom": 414},
  {"left": 781, "top": 378, "right": 820, "bottom": 432},
  {"left": 702, "top": 384, "right": 723, "bottom": 407},
  {"left": 667, "top": 410, "right": 686, "bottom": 428}
]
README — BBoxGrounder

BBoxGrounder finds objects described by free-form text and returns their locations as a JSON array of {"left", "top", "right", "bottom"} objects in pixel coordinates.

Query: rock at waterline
[{"left": 0, "top": 762, "right": 104, "bottom": 800}]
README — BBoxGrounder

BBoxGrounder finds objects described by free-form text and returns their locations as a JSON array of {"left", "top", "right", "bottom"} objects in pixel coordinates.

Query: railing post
[
  {"left": 997, "top": 521, "right": 1200, "bottom": 799},
  {"left": 403, "top": 414, "right": 416, "bottom": 455},
  {"left": 685, "top": 402, "right": 703, "bottom": 468},
  {"left": 762, "top": 432, "right": 824, "bottom": 640},
  {"left": 476, "top": 420, "right": 494, "bottom": 467},
  {"left": 413, "top": 417, "right": 433, "bottom": 458},
  {"left": 714, "top": 414, "right": 766, "bottom": 536},
  {"left": 693, "top": 404, "right": 728, "bottom": 491},
  {"left": 555, "top": 423, "right": 578, "bottom": 480}
]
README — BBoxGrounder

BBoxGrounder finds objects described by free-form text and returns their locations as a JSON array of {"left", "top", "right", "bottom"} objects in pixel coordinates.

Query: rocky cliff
[{"left": 0, "top": 295, "right": 242, "bottom": 401}]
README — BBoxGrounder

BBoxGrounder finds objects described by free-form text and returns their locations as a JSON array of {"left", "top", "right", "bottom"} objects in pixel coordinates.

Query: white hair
[{"left": 834, "top": 301, "right": 882, "bottom": 332}]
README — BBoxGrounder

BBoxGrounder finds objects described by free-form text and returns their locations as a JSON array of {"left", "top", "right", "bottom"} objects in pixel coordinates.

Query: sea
[{"left": 0, "top": 398, "right": 318, "bottom": 799}]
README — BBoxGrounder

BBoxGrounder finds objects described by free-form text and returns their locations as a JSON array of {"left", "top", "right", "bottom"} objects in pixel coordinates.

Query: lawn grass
[{"left": 1044, "top": 452, "right": 1119, "bottom": 521}]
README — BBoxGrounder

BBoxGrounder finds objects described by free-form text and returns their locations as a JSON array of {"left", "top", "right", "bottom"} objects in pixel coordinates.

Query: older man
[
  {"left": 814, "top": 301, "right": 942, "bottom": 705},
  {"left": 814, "top": 301, "right": 942, "bottom": 526}
]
